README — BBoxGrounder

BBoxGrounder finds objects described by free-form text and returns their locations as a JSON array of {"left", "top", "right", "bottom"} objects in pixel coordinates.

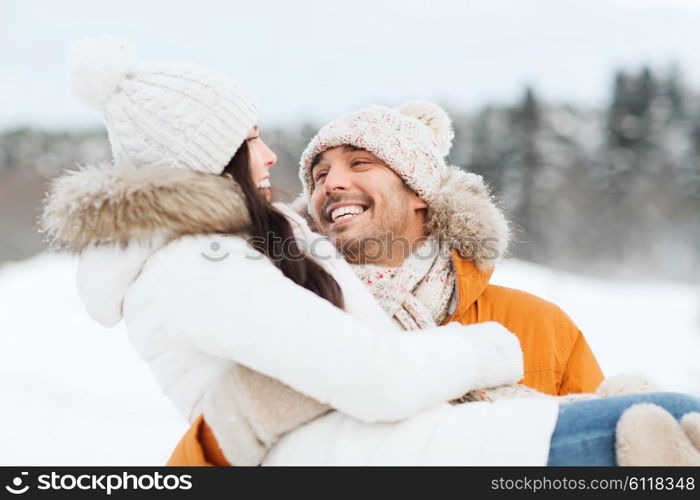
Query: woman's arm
[{"left": 140, "top": 236, "right": 523, "bottom": 423}]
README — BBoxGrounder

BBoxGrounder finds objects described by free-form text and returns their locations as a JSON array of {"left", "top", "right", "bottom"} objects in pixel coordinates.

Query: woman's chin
[{"left": 258, "top": 187, "right": 272, "bottom": 201}]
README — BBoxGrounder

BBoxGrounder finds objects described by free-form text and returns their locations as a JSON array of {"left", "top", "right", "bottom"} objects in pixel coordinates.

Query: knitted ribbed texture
[
  {"left": 351, "top": 238, "right": 455, "bottom": 330},
  {"left": 70, "top": 38, "right": 257, "bottom": 174}
]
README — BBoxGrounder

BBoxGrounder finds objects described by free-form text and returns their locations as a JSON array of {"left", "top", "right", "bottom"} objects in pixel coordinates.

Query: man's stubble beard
[{"left": 328, "top": 192, "right": 411, "bottom": 265}]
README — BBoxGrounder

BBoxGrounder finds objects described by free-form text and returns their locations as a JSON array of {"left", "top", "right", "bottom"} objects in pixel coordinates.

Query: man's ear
[{"left": 411, "top": 194, "right": 429, "bottom": 212}]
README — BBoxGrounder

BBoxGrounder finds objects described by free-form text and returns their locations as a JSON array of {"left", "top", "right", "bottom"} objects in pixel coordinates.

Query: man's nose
[{"left": 323, "top": 166, "right": 351, "bottom": 195}]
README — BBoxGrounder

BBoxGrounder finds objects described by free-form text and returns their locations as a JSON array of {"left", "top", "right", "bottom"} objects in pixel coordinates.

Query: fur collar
[
  {"left": 41, "top": 162, "right": 251, "bottom": 253},
  {"left": 291, "top": 166, "right": 510, "bottom": 270}
]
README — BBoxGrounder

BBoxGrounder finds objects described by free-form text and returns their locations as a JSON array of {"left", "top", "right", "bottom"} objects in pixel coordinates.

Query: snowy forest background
[{"left": 2, "top": 64, "right": 699, "bottom": 282}]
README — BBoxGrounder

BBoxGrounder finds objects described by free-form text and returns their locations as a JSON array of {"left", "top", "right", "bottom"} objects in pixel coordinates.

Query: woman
[{"left": 43, "top": 36, "right": 700, "bottom": 466}]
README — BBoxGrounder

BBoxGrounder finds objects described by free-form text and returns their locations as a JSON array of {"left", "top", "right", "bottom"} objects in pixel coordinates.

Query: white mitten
[
  {"left": 681, "top": 412, "right": 700, "bottom": 451},
  {"left": 596, "top": 374, "right": 661, "bottom": 398},
  {"left": 466, "top": 322, "right": 524, "bottom": 390},
  {"left": 616, "top": 403, "right": 700, "bottom": 466}
]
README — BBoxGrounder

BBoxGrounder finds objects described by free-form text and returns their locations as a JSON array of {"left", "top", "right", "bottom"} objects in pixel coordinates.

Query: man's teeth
[
  {"left": 257, "top": 179, "right": 271, "bottom": 189},
  {"left": 331, "top": 205, "right": 365, "bottom": 222}
]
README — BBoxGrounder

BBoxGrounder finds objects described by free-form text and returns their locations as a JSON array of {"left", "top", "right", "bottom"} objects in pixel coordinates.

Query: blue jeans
[{"left": 547, "top": 392, "right": 700, "bottom": 466}]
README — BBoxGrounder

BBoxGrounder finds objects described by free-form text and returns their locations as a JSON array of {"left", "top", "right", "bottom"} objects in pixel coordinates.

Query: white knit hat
[
  {"left": 299, "top": 101, "right": 454, "bottom": 203},
  {"left": 68, "top": 35, "right": 257, "bottom": 174}
]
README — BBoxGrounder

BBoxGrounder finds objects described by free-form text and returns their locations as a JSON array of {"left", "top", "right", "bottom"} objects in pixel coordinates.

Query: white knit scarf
[{"left": 351, "top": 237, "right": 455, "bottom": 330}]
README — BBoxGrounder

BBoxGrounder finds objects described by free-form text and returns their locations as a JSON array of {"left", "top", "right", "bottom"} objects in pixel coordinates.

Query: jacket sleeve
[
  {"left": 558, "top": 325, "right": 605, "bottom": 395},
  {"left": 143, "top": 236, "right": 524, "bottom": 423}
]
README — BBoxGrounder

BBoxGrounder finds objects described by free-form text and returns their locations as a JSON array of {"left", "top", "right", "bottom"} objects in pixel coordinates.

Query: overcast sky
[{"left": 2, "top": 0, "right": 700, "bottom": 131}]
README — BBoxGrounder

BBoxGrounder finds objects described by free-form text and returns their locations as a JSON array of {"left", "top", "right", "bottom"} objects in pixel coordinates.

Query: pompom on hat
[
  {"left": 67, "top": 35, "right": 257, "bottom": 174},
  {"left": 299, "top": 100, "right": 455, "bottom": 203}
]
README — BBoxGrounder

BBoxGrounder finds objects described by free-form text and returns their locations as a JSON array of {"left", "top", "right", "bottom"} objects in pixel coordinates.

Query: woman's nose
[{"left": 263, "top": 142, "right": 277, "bottom": 168}]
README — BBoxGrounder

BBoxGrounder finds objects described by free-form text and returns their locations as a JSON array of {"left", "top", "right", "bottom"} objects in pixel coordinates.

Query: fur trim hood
[
  {"left": 40, "top": 161, "right": 251, "bottom": 253},
  {"left": 293, "top": 165, "right": 511, "bottom": 270}
]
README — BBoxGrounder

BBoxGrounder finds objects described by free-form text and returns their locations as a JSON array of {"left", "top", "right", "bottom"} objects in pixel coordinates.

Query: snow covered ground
[
  {"left": 0, "top": 253, "right": 186, "bottom": 466},
  {"left": 0, "top": 253, "right": 698, "bottom": 465}
]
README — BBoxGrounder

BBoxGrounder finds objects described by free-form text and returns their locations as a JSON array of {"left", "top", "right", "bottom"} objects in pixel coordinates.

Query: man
[
  {"left": 168, "top": 101, "right": 604, "bottom": 465},
  {"left": 296, "top": 101, "right": 603, "bottom": 396}
]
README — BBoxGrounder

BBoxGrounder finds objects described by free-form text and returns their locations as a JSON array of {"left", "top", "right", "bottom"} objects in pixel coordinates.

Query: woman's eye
[
  {"left": 315, "top": 172, "right": 327, "bottom": 182},
  {"left": 246, "top": 136, "right": 260, "bottom": 142}
]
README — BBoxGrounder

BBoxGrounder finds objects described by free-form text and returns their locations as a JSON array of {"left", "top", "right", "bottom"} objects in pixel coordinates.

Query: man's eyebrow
[
  {"left": 311, "top": 145, "right": 368, "bottom": 169},
  {"left": 311, "top": 152, "right": 328, "bottom": 168}
]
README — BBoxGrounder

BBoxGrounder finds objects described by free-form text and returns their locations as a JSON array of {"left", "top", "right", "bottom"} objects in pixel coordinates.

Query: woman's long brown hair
[{"left": 223, "top": 141, "right": 345, "bottom": 309}]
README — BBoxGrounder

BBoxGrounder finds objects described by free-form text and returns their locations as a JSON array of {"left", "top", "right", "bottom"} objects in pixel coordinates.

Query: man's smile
[{"left": 329, "top": 205, "right": 370, "bottom": 229}]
